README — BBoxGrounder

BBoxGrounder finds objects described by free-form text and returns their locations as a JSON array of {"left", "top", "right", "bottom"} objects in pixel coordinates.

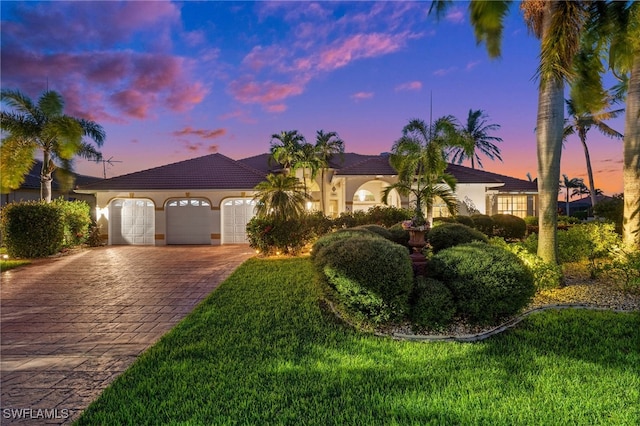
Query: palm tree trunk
[
  {"left": 565, "top": 190, "right": 570, "bottom": 217},
  {"left": 41, "top": 152, "right": 54, "bottom": 203},
  {"left": 579, "top": 132, "right": 598, "bottom": 214},
  {"left": 623, "top": 55, "right": 640, "bottom": 249}
]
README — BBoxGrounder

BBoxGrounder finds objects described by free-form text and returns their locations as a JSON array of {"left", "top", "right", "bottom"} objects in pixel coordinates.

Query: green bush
[
  {"left": 304, "top": 211, "right": 334, "bottom": 239},
  {"left": 523, "top": 216, "right": 538, "bottom": 226},
  {"left": 489, "top": 237, "right": 562, "bottom": 289},
  {"left": 410, "top": 277, "right": 456, "bottom": 329},
  {"left": 364, "top": 206, "right": 413, "bottom": 227},
  {"left": 491, "top": 214, "right": 527, "bottom": 240},
  {"left": 428, "top": 223, "right": 488, "bottom": 253},
  {"left": 333, "top": 210, "right": 369, "bottom": 228},
  {"left": 599, "top": 248, "right": 640, "bottom": 291},
  {"left": 432, "top": 217, "right": 457, "bottom": 226},
  {"left": 454, "top": 215, "right": 475, "bottom": 228},
  {"left": 355, "top": 224, "right": 392, "bottom": 241},
  {"left": 311, "top": 228, "right": 382, "bottom": 259},
  {"left": 1, "top": 201, "right": 65, "bottom": 258},
  {"left": 246, "top": 216, "right": 311, "bottom": 256},
  {"left": 52, "top": 198, "right": 92, "bottom": 247},
  {"left": 594, "top": 194, "right": 623, "bottom": 233},
  {"left": 429, "top": 243, "right": 535, "bottom": 324},
  {"left": 558, "top": 215, "right": 581, "bottom": 225},
  {"left": 471, "top": 214, "right": 494, "bottom": 236},
  {"left": 387, "top": 223, "right": 410, "bottom": 249},
  {"left": 314, "top": 236, "right": 413, "bottom": 324}
]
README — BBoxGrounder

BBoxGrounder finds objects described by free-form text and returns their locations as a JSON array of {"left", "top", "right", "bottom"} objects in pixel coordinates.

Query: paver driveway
[{"left": 0, "top": 245, "right": 254, "bottom": 425}]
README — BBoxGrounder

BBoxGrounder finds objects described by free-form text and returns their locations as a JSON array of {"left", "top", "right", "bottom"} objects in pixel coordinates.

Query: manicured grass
[
  {"left": 76, "top": 258, "right": 640, "bottom": 425},
  {"left": 0, "top": 259, "right": 31, "bottom": 271}
]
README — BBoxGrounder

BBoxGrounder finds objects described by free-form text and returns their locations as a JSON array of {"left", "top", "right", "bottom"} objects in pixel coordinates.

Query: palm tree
[
  {"left": 430, "top": 1, "right": 591, "bottom": 264},
  {"left": 448, "top": 109, "right": 503, "bottom": 169},
  {"left": 292, "top": 142, "right": 322, "bottom": 198},
  {"left": 563, "top": 97, "right": 623, "bottom": 211},
  {"left": 560, "top": 174, "right": 585, "bottom": 216},
  {"left": 269, "top": 130, "right": 305, "bottom": 175},
  {"left": 384, "top": 117, "right": 462, "bottom": 226},
  {"left": 314, "top": 130, "right": 345, "bottom": 214},
  {"left": 570, "top": 1, "right": 638, "bottom": 248},
  {"left": 252, "top": 173, "right": 311, "bottom": 221},
  {"left": 0, "top": 89, "right": 105, "bottom": 202}
]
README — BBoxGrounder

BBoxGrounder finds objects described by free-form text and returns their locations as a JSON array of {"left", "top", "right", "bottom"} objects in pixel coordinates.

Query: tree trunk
[
  {"left": 536, "top": 4, "right": 564, "bottom": 265},
  {"left": 579, "top": 131, "right": 598, "bottom": 214},
  {"left": 320, "top": 168, "right": 326, "bottom": 214},
  {"left": 622, "top": 55, "right": 640, "bottom": 249},
  {"left": 40, "top": 152, "right": 54, "bottom": 203}
]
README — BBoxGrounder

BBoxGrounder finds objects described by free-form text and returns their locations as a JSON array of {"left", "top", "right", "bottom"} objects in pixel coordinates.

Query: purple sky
[{"left": 1, "top": 1, "right": 625, "bottom": 195}]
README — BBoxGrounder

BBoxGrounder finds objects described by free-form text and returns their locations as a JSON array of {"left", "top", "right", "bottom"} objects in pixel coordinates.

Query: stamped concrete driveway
[{"left": 0, "top": 245, "right": 254, "bottom": 425}]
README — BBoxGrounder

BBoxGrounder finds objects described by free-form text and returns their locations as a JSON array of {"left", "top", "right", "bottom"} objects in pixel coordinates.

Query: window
[{"left": 496, "top": 195, "right": 528, "bottom": 218}]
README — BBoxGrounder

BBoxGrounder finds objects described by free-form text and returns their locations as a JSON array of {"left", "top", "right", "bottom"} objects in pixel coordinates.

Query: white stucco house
[{"left": 75, "top": 152, "right": 538, "bottom": 246}]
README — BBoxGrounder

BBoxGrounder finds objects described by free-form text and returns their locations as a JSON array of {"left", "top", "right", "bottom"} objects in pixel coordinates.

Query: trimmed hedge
[
  {"left": 246, "top": 216, "right": 312, "bottom": 255},
  {"left": 1, "top": 201, "right": 65, "bottom": 258},
  {"left": 491, "top": 214, "right": 527, "bottom": 240},
  {"left": 471, "top": 214, "right": 495, "bottom": 236},
  {"left": 454, "top": 215, "right": 475, "bottom": 228},
  {"left": 428, "top": 223, "right": 488, "bottom": 253},
  {"left": 410, "top": 277, "right": 456, "bottom": 329},
  {"left": 313, "top": 236, "right": 413, "bottom": 324},
  {"left": 429, "top": 242, "right": 535, "bottom": 324},
  {"left": 311, "top": 228, "right": 381, "bottom": 259},
  {"left": 354, "top": 224, "right": 393, "bottom": 241},
  {"left": 52, "top": 198, "right": 92, "bottom": 247}
]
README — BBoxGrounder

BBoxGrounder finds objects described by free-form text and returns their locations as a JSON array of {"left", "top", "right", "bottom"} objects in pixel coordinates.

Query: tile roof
[
  {"left": 20, "top": 160, "right": 102, "bottom": 190},
  {"left": 76, "top": 151, "right": 537, "bottom": 194},
  {"left": 77, "top": 153, "right": 266, "bottom": 191}
]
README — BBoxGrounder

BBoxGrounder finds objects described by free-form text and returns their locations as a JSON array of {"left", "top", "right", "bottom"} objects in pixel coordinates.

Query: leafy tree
[
  {"left": 448, "top": 109, "right": 503, "bottom": 169},
  {"left": 0, "top": 89, "right": 105, "bottom": 202},
  {"left": 430, "top": 1, "right": 593, "bottom": 264},
  {"left": 560, "top": 174, "right": 585, "bottom": 216},
  {"left": 563, "top": 97, "right": 623, "bottom": 211},
  {"left": 314, "top": 130, "right": 345, "bottom": 213},
  {"left": 269, "top": 130, "right": 305, "bottom": 174},
  {"left": 383, "top": 117, "right": 462, "bottom": 226},
  {"left": 293, "top": 142, "right": 322, "bottom": 197},
  {"left": 252, "top": 173, "right": 311, "bottom": 221}
]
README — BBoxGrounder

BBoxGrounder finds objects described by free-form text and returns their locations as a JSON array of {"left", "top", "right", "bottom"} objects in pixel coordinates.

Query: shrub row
[
  {"left": 1, "top": 199, "right": 95, "bottom": 258},
  {"left": 434, "top": 214, "right": 527, "bottom": 240}
]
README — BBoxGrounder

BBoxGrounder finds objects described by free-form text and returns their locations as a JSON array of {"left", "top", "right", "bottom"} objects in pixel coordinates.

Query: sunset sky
[{"left": 1, "top": 1, "right": 626, "bottom": 196}]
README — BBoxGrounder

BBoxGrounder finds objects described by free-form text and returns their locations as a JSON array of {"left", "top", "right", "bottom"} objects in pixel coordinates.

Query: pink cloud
[
  {"left": 317, "top": 33, "right": 409, "bottom": 72},
  {"left": 445, "top": 8, "right": 465, "bottom": 24},
  {"left": 395, "top": 81, "right": 422, "bottom": 92},
  {"left": 466, "top": 60, "right": 481, "bottom": 71},
  {"left": 433, "top": 67, "right": 457, "bottom": 76},
  {"left": 111, "top": 90, "right": 150, "bottom": 119},
  {"left": 265, "top": 104, "right": 287, "bottom": 113},
  {"left": 172, "top": 127, "right": 227, "bottom": 139},
  {"left": 242, "top": 45, "right": 288, "bottom": 72},
  {"left": 229, "top": 78, "right": 306, "bottom": 104},
  {"left": 351, "top": 92, "right": 374, "bottom": 101}
]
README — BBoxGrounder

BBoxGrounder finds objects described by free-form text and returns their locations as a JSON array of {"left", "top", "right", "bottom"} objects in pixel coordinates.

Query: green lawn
[
  {"left": 77, "top": 257, "right": 640, "bottom": 425},
  {"left": 0, "top": 247, "right": 31, "bottom": 272}
]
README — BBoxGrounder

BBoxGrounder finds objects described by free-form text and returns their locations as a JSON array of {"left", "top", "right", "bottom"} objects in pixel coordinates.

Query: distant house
[
  {"left": 75, "top": 152, "right": 538, "bottom": 246},
  {"left": 559, "top": 194, "right": 613, "bottom": 216},
  {"left": 1, "top": 160, "right": 102, "bottom": 209}
]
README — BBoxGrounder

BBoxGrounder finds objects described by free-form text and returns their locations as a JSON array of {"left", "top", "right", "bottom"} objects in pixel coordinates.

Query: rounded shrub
[
  {"left": 454, "top": 215, "right": 475, "bottom": 228},
  {"left": 311, "top": 228, "right": 381, "bottom": 259},
  {"left": 471, "top": 214, "right": 495, "bottom": 236},
  {"left": 387, "top": 223, "right": 410, "bottom": 249},
  {"left": 1, "top": 201, "right": 65, "bottom": 258},
  {"left": 491, "top": 214, "right": 527, "bottom": 240},
  {"left": 427, "top": 223, "right": 488, "bottom": 253},
  {"left": 410, "top": 277, "right": 456, "bottom": 329},
  {"left": 314, "top": 236, "right": 413, "bottom": 324},
  {"left": 433, "top": 217, "right": 456, "bottom": 226},
  {"left": 355, "top": 224, "right": 393, "bottom": 241},
  {"left": 429, "top": 242, "right": 536, "bottom": 324}
]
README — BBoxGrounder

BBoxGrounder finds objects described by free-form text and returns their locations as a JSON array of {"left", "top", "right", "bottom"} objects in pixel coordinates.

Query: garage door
[
  {"left": 221, "top": 198, "right": 256, "bottom": 244},
  {"left": 166, "top": 199, "right": 212, "bottom": 244},
  {"left": 110, "top": 199, "right": 155, "bottom": 245}
]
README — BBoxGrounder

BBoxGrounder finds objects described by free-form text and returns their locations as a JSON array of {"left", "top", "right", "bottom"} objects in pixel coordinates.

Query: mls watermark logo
[{"left": 2, "top": 408, "right": 70, "bottom": 420}]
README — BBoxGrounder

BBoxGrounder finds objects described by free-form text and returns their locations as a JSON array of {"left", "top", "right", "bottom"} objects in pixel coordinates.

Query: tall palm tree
[
  {"left": 384, "top": 117, "right": 463, "bottom": 225},
  {"left": 252, "top": 173, "right": 311, "bottom": 221},
  {"left": 0, "top": 89, "right": 105, "bottom": 202},
  {"left": 431, "top": 1, "right": 591, "bottom": 264},
  {"left": 314, "top": 130, "right": 345, "bottom": 213},
  {"left": 292, "top": 142, "right": 322, "bottom": 197},
  {"left": 269, "top": 130, "right": 305, "bottom": 175},
  {"left": 448, "top": 109, "right": 503, "bottom": 169},
  {"left": 570, "top": 1, "right": 638, "bottom": 248},
  {"left": 560, "top": 174, "right": 585, "bottom": 216},
  {"left": 563, "top": 97, "right": 623, "bottom": 211}
]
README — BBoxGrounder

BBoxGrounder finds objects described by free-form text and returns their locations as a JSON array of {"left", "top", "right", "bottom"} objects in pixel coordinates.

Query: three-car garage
[{"left": 108, "top": 197, "right": 256, "bottom": 245}]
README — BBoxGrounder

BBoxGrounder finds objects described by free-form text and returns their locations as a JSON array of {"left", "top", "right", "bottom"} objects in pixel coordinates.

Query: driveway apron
[{"left": 0, "top": 245, "right": 254, "bottom": 425}]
